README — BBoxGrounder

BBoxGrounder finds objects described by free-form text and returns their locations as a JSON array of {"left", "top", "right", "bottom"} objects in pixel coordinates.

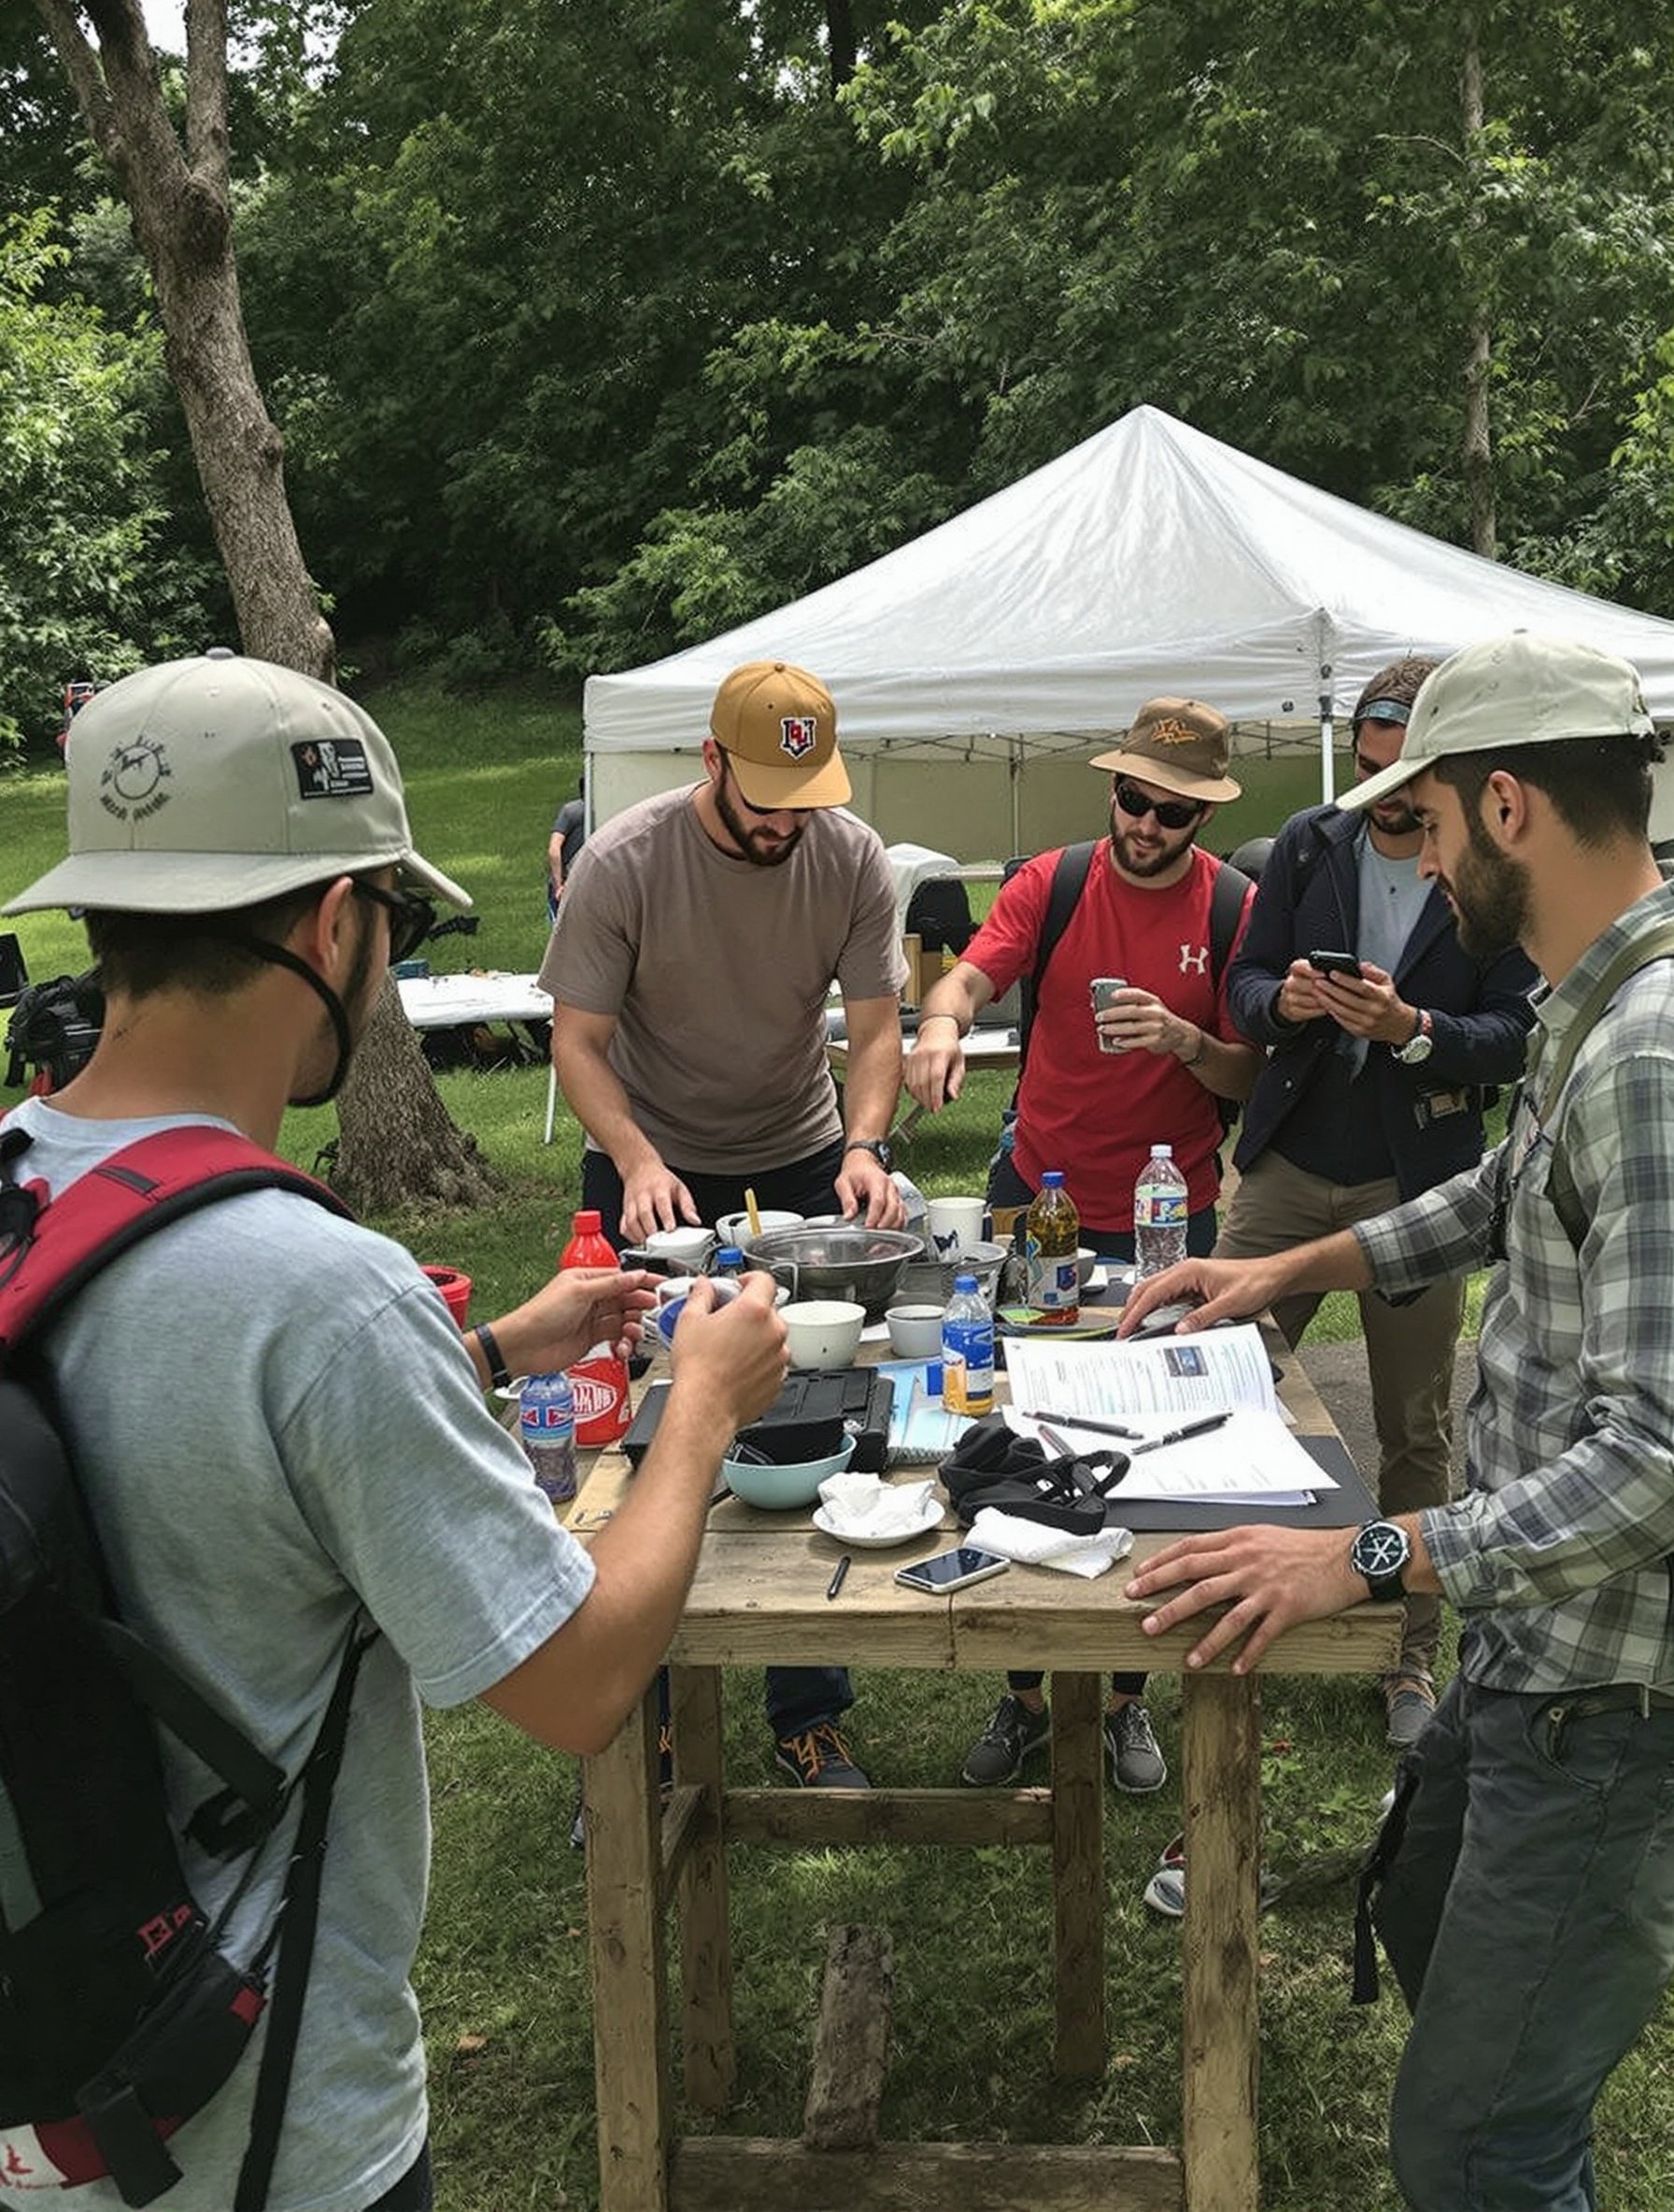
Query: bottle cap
[
  {"left": 1042, "top": 1170, "right": 1065, "bottom": 1187},
  {"left": 716, "top": 1246, "right": 744, "bottom": 1267},
  {"left": 572, "top": 1208, "right": 603, "bottom": 1233},
  {"left": 1151, "top": 1144, "right": 1170, "bottom": 1158},
  {"left": 953, "top": 1272, "right": 978, "bottom": 1292}
]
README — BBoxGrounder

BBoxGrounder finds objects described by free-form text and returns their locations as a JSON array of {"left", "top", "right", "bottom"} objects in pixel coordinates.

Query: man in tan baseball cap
[{"left": 707, "top": 658, "right": 852, "bottom": 813}]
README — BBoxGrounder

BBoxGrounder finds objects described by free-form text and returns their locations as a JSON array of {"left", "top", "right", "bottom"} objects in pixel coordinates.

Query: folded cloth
[
  {"left": 816, "top": 1472, "right": 939, "bottom": 1539},
  {"left": 967, "top": 1506, "right": 1135, "bottom": 1579}
]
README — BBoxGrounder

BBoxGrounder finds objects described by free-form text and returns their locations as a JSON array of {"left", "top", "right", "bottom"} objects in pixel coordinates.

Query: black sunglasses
[
  {"left": 353, "top": 881, "right": 436, "bottom": 966},
  {"left": 1113, "top": 777, "right": 1206, "bottom": 831}
]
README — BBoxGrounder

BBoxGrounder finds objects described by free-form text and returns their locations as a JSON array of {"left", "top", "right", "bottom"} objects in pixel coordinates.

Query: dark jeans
[
  {"left": 988, "top": 1158, "right": 1218, "bottom": 1701},
  {"left": 581, "top": 1140, "right": 854, "bottom": 1738},
  {"left": 367, "top": 2143, "right": 432, "bottom": 2212},
  {"left": 1373, "top": 1672, "right": 1674, "bottom": 2210}
]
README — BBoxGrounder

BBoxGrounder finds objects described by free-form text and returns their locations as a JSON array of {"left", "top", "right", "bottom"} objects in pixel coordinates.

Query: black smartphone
[
  {"left": 1308, "top": 949, "right": 1364, "bottom": 979},
  {"left": 894, "top": 1546, "right": 1010, "bottom": 1595}
]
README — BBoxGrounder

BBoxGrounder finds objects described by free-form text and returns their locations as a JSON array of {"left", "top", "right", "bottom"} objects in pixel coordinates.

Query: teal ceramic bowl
[{"left": 720, "top": 1435, "right": 856, "bottom": 1510}]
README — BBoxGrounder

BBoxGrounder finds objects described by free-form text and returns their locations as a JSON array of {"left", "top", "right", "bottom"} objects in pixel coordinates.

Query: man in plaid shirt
[{"left": 1122, "top": 631, "right": 1674, "bottom": 2211}]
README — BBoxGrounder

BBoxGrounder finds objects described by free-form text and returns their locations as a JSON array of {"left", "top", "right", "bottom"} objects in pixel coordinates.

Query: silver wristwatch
[{"left": 1393, "top": 1008, "right": 1433, "bottom": 1066}]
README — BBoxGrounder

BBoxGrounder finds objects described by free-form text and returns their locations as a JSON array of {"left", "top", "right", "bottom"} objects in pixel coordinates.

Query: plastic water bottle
[
  {"left": 559, "top": 1209, "right": 632, "bottom": 1446},
  {"left": 1024, "top": 1170, "right": 1081, "bottom": 1326},
  {"left": 1133, "top": 1143, "right": 1188, "bottom": 1277},
  {"left": 942, "top": 1272, "right": 995, "bottom": 1415},
  {"left": 519, "top": 1371, "right": 577, "bottom": 1508}
]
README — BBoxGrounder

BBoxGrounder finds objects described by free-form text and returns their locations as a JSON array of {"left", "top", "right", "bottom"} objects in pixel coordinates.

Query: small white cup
[
  {"left": 886, "top": 1303, "right": 944, "bottom": 1359},
  {"left": 716, "top": 1208, "right": 802, "bottom": 1246},
  {"left": 782, "top": 1298, "right": 866, "bottom": 1371},
  {"left": 925, "top": 1195, "right": 986, "bottom": 1262},
  {"left": 645, "top": 1226, "right": 716, "bottom": 1269},
  {"left": 1075, "top": 1246, "right": 1099, "bottom": 1287}
]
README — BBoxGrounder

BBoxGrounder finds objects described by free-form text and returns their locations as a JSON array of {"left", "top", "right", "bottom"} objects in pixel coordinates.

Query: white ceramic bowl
[
  {"left": 781, "top": 1298, "right": 866, "bottom": 1372},
  {"left": 1076, "top": 1246, "right": 1099, "bottom": 1287},
  {"left": 645, "top": 1226, "right": 716, "bottom": 1268},
  {"left": 885, "top": 1303, "right": 944, "bottom": 1359},
  {"left": 716, "top": 1208, "right": 802, "bottom": 1246}
]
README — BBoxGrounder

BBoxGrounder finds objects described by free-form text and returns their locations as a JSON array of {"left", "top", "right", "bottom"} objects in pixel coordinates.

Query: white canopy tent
[{"left": 584, "top": 405, "right": 1674, "bottom": 857}]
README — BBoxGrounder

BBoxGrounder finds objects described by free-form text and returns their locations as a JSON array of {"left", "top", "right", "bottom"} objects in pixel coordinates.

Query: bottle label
[
  {"left": 1135, "top": 1190, "right": 1188, "bottom": 1229},
  {"left": 570, "top": 1354, "right": 631, "bottom": 1445},
  {"left": 1024, "top": 1255, "right": 1081, "bottom": 1319},
  {"left": 943, "top": 1318, "right": 995, "bottom": 1412}
]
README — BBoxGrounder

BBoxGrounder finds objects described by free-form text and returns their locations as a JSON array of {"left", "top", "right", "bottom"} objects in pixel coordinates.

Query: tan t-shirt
[{"left": 539, "top": 787, "right": 905, "bottom": 1175}]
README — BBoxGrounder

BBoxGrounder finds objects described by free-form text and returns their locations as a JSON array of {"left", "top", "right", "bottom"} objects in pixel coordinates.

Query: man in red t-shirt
[{"left": 904, "top": 697, "right": 1260, "bottom": 1794}]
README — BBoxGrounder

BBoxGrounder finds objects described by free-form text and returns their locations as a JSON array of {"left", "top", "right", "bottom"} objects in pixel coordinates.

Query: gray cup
[{"left": 1090, "top": 975, "right": 1128, "bottom": 1054}]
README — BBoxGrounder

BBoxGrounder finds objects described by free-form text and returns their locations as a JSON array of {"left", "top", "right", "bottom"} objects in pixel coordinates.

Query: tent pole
[
  {"left": 1318, "top": 688, "right": 1336, "bottom": 804},
  {"left": 1010, "top": 737, "right": 1022, "bottom": 859}
]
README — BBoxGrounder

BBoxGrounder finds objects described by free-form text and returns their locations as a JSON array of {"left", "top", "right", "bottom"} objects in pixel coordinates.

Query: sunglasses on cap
[
  {"left": 1113, "top": 777, "right": 1207, "bottom": 831},
  {"left": 353, "top": 880, "right": 436, "bottom": 966}
]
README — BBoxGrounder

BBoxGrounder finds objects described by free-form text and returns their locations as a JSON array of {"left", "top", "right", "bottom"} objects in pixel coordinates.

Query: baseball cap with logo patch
[
  {"left": 708, "top": 659, "right": 851, "bottom": 809},
  {"left": 5, "top": 652, "right": 470, "bottom": 916},
  {"left": 1089, "top": 696, "right": 1241, "bottom": 803}
]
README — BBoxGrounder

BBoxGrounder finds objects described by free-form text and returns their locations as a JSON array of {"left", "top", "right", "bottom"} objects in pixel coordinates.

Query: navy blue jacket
[{"left": 1228, "top": 805, "right": 1539, "bottom": 1201}]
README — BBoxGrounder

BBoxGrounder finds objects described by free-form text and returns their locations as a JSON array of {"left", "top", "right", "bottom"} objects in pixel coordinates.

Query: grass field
[{"left": 5, "top": 686, "right": 1671, "bottom": 2210}]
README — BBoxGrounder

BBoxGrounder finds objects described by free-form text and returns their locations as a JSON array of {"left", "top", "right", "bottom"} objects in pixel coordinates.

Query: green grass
[{"left": 9, "top": 688, "right": 1670, "bottom": 2211}]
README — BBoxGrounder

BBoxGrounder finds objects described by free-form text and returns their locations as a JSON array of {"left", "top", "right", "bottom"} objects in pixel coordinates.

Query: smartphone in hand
[{"left": 1308, "top": 949, "right": 1364, "bottom": 980}]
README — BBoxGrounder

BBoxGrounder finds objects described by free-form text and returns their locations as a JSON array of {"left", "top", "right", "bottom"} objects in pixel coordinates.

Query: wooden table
[{"left": 569, "top": 1347, "right": 1398, "bottom": 2212}]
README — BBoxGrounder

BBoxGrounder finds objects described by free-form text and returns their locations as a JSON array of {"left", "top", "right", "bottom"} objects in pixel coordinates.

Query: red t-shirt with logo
[{"left": 963, "top": 843, "right": 1252, "bottom": 1231}]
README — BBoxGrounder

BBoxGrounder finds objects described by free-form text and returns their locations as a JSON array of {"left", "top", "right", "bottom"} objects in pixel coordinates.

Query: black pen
[
  {"left": 1131, "top": 1411, "right": 1235, "bottom": 1453},
  {"left": 1023, "top": 1407, "right": 1142, "bottom": 1440},
  {"left": 826, "top": 1555, "right": 852, "bottom": 1601}
]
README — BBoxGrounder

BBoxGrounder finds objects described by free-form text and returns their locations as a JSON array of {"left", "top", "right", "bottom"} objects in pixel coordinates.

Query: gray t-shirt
[
  {"left": 539, "top": 787, "right": 905, "bottom": 1175},
  {"left": 3, "top": 1098, "right": 594, "bottom": 2212}
]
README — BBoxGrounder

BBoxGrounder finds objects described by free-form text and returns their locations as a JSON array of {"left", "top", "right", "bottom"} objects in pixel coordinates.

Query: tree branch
[
  {"left": 30, "top": 0, "right": 116, "bottom": 159},
  {"left": 184, "top": 0, "right": 232, "bottom": 193}
]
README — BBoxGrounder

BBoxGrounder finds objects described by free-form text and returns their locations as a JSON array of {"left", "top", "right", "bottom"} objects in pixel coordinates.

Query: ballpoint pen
[
  {"left": 1022, "top": 1408, "right": 1142, "bottom": 1440},
  {"left": 1130, "top": 1411, "right": 1235, "bottom": 1453},
  {"left": 826, "top": 1555, "right": 852, "bottom": 1601}
]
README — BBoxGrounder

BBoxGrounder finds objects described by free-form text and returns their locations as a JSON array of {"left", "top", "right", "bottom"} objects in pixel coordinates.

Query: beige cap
[
  {"left": 1089, "top": 696, "right": 1241, "bottom": 803},
  {"left": 709, "top": 659, "right": 851, "bottom": 809},
  {"left": 1342, "top": 632, "right": 1656, "bottom": 812},
  {"left": 5, "top": 654, "right": 470, "bottom": 915}
]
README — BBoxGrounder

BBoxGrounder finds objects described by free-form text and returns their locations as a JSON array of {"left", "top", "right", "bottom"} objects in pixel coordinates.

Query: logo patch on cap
[
  {"left": 779, "top": 716, "right": 819, "bottom": 761},
  {"left": 99, "top": 738, "right": 173, "bottom": 824},
  {"left": 1148, "top": 717, "right": 1200, "bottom": 749},
  {"left": 292, "top": 738, "right": 374, "bottom": 800}
]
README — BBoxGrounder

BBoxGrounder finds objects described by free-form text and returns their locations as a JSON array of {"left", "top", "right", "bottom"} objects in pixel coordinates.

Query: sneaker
[
  {"left": 1104, "top": 1701, "right": 1167, "bottom": 1793},
  {"left": 570, "top": 1719, "right": 677, "bottom": 1850},
  {"left": 1383, "top": 1671, "right": 1436, "bottom": 1751},
  {"left": 773, "top": 1720, "right": 871, "bottom": 1789},
  {"left": 960, "top": 1694, "right": 1052, "bottom": 1786},
  {"left": 1142, "top": 1836, "right": 1279, "bottom": 1919}
]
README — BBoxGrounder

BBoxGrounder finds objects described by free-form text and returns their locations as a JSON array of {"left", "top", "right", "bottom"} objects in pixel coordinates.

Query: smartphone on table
[
  {"left": 895, "top": 1546, "right": 1010, "bottom": 1595},
  {"left": 1308, "top": 949, "right": 1364, "bottom": 980}
]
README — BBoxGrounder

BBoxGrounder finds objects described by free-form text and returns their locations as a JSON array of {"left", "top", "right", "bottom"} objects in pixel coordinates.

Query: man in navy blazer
[{"left": 1219, "top": 657, "right": 1538, "bottom": 1748}]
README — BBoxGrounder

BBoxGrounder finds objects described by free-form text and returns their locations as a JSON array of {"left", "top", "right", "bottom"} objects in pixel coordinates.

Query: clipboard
[{"left": 1105, "top": 1434, "right": 1379, "bottom": 1532}]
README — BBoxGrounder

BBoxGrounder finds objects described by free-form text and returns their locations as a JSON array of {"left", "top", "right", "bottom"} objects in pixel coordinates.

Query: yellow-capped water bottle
[{"left": 1024, "top": 1170, "right": 1081, "bottom": 1326}]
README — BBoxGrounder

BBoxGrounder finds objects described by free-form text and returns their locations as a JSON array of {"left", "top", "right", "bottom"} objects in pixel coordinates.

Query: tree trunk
[
  {"left": 333, "top": 976, "right": 497, "bottom": 1215},
  {"left": 35, "top": 0, "right": 499, "bottom": 1211},
  {"left": 1460, "top": 11, "right": 1497, "bottom": 560}
]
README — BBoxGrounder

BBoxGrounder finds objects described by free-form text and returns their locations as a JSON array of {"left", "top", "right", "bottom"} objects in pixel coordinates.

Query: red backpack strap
[{"left": 0, "top": 1125, "right": 351, "bottom": 1353}]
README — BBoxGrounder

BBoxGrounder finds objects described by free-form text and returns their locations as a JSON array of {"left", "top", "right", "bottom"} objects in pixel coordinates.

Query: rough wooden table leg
[
  {"left": 586, "top": 1689, "right": 672, "bottom": 2212},
  {"left": 1048, "top": 1668, "right": 1106, "bottom": 2077},
  {"left": 672, "top": 1664, "right": 733, "bottom": 2112},
  {"left": 1180, "top": 1670, "right": 1262, "bottom": 2212}
]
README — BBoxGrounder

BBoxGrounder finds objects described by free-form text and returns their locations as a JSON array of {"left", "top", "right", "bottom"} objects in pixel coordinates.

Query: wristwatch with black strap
[
  {"left": 844, "top": 1137, "right": 894, "bottom": 1172},
  {"left": 1393, "top": 1007, "right": 1434, "bottom": 1066},
  {"left": 1349, "top": 1519, "right": 1412, "bottom": 1604}
]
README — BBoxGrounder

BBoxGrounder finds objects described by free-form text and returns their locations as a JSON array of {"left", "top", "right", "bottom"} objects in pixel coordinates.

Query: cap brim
[
  {"left": 1337, "top": 757, "right": 1425, "bottom": 812},
  {"left": 1087, "top": 748, "right": 1241, "bottom": 804},
  {"left": 728, "top": 751, "right": 852, "bottom": 810},
  {"left": 5, "top": 844, "right": 472, "bottom": 915}
]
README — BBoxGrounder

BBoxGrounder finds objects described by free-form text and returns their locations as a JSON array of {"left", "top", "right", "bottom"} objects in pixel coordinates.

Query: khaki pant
[{"left": 1214, "top": 1152, "right": 1465, "bottom": 1675}]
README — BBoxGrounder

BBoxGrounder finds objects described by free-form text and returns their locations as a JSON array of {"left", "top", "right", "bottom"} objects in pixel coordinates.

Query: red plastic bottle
[{"left": 559, "top": 1209, "right": 632, "bottom": 1446}]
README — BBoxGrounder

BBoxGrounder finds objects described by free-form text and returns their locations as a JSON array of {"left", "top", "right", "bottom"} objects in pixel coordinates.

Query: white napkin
[
  {"left": 816, "top": 1472, "right": 938, "bottom": 1538},
  {"left": 967, "top": 1506, "right": 1136, "bottom": 1580}
]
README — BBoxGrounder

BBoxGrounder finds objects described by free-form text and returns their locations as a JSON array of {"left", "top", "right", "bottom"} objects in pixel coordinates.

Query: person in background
[
  {"left": 543, "top": 657, "right": 905, "bottom": 1791},
  {"left": 1215, "top": 656, "right": 1537, "bottom": 1749},
  {"left": 903, "top": 697, "right": 1260, "bottom": 1796},
  {"left": 546, "top": 779, "right": 587, "bottom": 922},
  {"left": 1124, "top": 631, "right": 1674, "bottom": 2212},
  {"left": 1, "top": 653, "right": 788, "bottom": 2212}
]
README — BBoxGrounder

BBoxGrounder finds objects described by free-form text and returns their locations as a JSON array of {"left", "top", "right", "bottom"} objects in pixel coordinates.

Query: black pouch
[{"left": 939, "top": 1415, "right": 1117, "bottom": 1536}]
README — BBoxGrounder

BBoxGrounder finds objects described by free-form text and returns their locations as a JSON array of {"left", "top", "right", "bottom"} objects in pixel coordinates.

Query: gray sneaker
[
  {"left": 960, "top": 1694, "right": 1052, "bottom": 1786},
  {"left": 1383, "top": 1671, "right": 1437, "bottom": 1751},
  {"left": 1104, "top": 1701, "right": 1167, "bottom": 1793}
]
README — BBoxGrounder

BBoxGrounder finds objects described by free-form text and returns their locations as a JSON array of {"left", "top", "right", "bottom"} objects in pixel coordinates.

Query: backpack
[{"left": 0, "top": 1123, "right": 371, "bottom": 2209}]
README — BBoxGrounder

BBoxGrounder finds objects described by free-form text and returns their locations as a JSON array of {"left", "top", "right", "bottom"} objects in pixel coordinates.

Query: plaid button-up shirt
[{"left": 1355, "top": 879, "right": 1674, "bottom": 1694}]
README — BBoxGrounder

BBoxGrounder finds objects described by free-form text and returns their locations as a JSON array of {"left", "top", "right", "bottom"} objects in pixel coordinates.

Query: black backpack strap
[
  {"left": 234, "top": 1618, "right": 376, "bottom": 2212},
  {"left": 1016, "top": 841, "right": 1097, "bottom": 1080},
  {"left": 1209, "top": 860, "right": 1253, "bottom": 985}
]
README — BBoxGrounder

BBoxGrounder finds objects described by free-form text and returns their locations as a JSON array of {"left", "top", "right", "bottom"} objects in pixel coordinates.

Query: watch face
[{"left": 1353, "top": 1522, "right": 1410, "bottom": 1580}]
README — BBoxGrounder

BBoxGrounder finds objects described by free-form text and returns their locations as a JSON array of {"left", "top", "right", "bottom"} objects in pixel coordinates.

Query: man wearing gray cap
[
  {"left": 1121, "top": 633, "right": 1674, "bottom": 2210},
  {"left": 2, "top": 655, "right": 787, "bottom": 2211}
]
